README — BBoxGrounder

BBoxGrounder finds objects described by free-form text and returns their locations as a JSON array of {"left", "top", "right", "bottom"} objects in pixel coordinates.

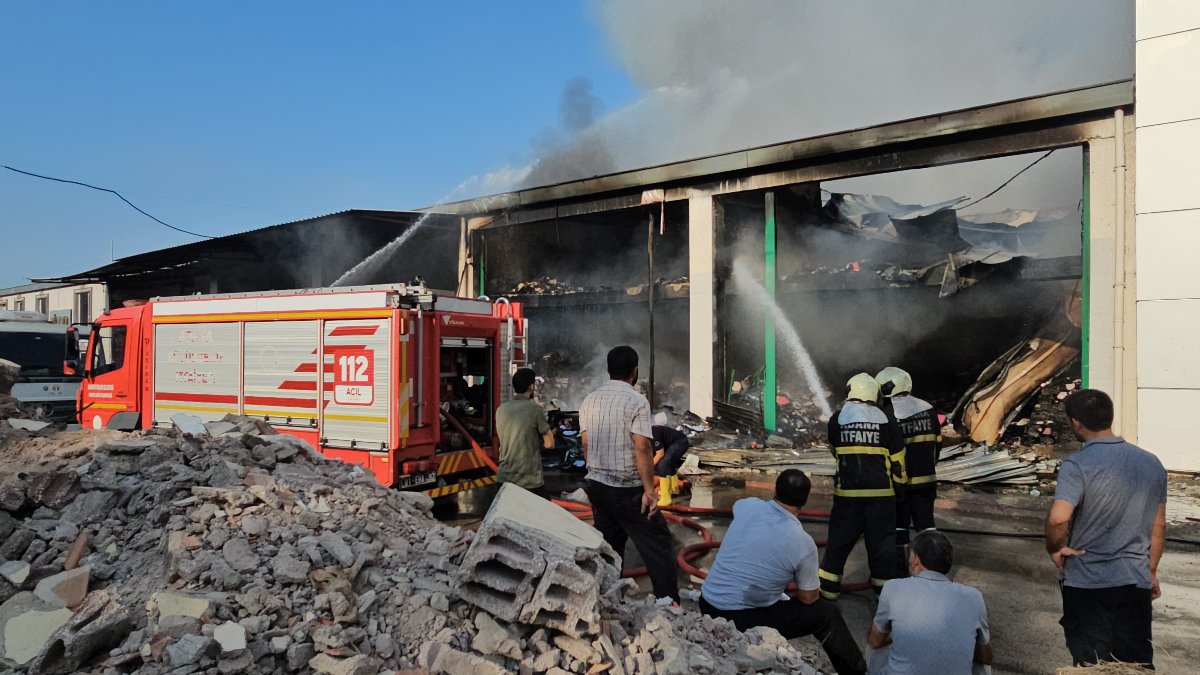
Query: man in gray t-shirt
[{"left": 1045, "top": 389, "right": 1167, "bottom": 668}]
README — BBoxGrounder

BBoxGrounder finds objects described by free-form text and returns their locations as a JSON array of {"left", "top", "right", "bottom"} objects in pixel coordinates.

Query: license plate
[{"left": 399, "top": 471, "right": 437, "bottom": 489}]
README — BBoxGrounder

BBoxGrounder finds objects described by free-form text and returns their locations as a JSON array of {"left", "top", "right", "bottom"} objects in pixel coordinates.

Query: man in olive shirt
[{"left": 495, "top": 368, "right": 554, "bottom": 495}]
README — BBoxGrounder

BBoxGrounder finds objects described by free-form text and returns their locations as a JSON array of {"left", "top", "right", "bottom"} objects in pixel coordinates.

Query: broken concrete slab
[
  {"left": 213, "top": 621, "right": 247, "bottom": 654},
  {"left": 27, "top": 590, "right": 132, "bottom": 675},
  {"left": 59, "top": 491, "right": 116, "bottom": 527},
  {"left": 26, "top": 472, "right": 81, "bottom": 510},
  {"left": 0, "top": 592, "right": 73, "bottom": 667},
  {"left": 167, "top": 633, "right": 219, "bottom": 667},
  {"left": 204, "top": 421, "right": 238, "bottom": 437},
  {"left": 7, "top": 419, "right": 50, "bottom": 432},
  {"left": 471, "top": 613, "right": 522, "bottom": 660},
  {"left": 429, "top": 647, "right": 508, "bottom": 675},
  {"left": 318, "top": 531, "right": 355, "bottom": 568},
  {"left": 0, "top": 561, "right": 29, "bottom": 585},
  {"left": 153, "top": 592, "right": 211, "bottom": 619},
  {"left": 33, "top": 567, "right": 89, "bottom": 608},
  {"left": 308, "top": 653, "right": 379, "bottom": 675},
  {"left": 171, "top": 413, "right": 209, "bottom": 437}
]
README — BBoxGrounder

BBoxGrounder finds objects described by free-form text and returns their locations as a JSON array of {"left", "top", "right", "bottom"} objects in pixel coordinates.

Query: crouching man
[
  {"left": 868, "top": 530, "right": 993, "bottom": 674},
  {"left": 698, "top": 470, "right": 866, "bottom": 675}
]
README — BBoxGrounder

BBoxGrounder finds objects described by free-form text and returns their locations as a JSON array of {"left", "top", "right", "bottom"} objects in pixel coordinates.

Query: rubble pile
[
  {"left": 999, "top": 375, "right": 1083, "bottom": 453},
  {"left": 0, "top": 413, "right": 821, "bottom": 674}
]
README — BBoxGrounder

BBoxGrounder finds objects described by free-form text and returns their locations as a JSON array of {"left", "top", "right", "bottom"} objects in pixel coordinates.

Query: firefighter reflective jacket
[
  {"left": 890, "top": 394, "right": 941, "bottom": 489},
  {"left": 827, "top": 401, "right": 906, "bottom": 498}
]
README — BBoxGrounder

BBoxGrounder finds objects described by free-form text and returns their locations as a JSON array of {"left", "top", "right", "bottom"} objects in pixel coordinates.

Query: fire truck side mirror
[{"left": 63, "top": 359, "right": 79, "bottom": 376}]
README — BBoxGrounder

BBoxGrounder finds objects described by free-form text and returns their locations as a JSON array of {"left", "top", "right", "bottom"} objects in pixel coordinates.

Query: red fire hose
[{"left": 442, "top": 412, "right": 871, "bottom": 594}]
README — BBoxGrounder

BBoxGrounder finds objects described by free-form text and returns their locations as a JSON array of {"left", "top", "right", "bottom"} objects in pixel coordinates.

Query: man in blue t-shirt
[
  {"left": 868, "top": 530, "right": 992, "bottom": 674},
  {"left": 1045, "top": 389, "right": 1167, "bottom": 668},
  {"left": 699, "top": 470, "right": 866, "bottom": 675}
]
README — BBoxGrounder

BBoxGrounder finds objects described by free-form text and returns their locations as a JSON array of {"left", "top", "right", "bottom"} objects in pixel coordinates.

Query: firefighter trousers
[
  {"left": 894, "top": 487, "right": 937, "bottom": 576},
  {"left": 819, "top": 497, "right": 895, "bottom": 599}
]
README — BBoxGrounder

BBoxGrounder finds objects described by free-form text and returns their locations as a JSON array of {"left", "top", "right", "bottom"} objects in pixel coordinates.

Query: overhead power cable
[
  {"left": 2, "top": 164, "right": 214, "bottom": 239},
  {"left": 957, "top": 149, "right": 1056, "bottom": 212}
]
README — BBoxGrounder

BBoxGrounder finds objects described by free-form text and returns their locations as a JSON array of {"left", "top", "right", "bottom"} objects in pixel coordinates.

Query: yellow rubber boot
[{"left": 657, "top": 479, "right": 672, "bottom": 507}]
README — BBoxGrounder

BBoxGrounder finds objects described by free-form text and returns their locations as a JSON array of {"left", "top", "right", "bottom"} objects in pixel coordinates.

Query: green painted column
[{"left": 764, "top": 192, "right": 777, "bottom": 431}]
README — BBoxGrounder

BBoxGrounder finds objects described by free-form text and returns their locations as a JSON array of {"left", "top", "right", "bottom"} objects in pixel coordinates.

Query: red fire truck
[{"left": 74, "top": 284, "right": 526, "bottom": 496}]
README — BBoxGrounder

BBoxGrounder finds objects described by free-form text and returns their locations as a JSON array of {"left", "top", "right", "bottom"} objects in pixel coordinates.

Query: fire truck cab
[{"left": 76, "top": 284, "right": 526, "bottom": 495}]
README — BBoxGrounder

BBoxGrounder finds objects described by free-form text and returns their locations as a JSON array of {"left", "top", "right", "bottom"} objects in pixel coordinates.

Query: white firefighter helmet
[
  {"left": 875, "top": 366, "right": 913, "bottom": 398},
  {"left": 846, "top": 373, "right": 881, "bottom": 402}
]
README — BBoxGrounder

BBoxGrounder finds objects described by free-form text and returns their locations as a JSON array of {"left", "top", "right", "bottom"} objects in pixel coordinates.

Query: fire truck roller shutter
[
  {"left": 152, "top": 322, "right": 242, "bottom": 425},
  {"left": 243, "top": 321, "right": 319, "bottom": 427},
  {"left": 322, "top": 319, "right": 390, "bottom": 450}
]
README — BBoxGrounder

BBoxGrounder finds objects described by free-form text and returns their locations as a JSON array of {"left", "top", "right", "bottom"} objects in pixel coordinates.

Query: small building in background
[{"left": 0, "top": 282, "right": 107, "bottom": 324}]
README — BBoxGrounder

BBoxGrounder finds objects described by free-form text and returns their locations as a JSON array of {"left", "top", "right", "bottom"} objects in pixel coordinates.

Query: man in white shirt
[
  {"left": 699, "top": 470, "right": 866, "bottom": 675},
  {"left": 868, "top": 530, "right": 993, "bottom": 674}
]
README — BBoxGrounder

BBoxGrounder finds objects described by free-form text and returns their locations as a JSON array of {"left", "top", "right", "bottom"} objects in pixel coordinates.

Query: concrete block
[
  {"left": 455, "top": 484, "right": 619, "bottom": 637},
  {"left": 520, "top": 557, "right": 608, "bottom": 637}
]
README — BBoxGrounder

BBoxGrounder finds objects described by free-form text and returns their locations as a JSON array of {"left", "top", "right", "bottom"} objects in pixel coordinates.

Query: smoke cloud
[{"left": 489, "top": 1, "right": 1130, "bottom": 202}]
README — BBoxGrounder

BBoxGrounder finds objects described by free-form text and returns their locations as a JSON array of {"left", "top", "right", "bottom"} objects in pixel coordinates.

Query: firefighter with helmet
[
  {"left": 876, "top": 366, "right": 942, "bottom": 576},
  {"left": 818, "top": 373, "right": 906, "bottom": 600}
]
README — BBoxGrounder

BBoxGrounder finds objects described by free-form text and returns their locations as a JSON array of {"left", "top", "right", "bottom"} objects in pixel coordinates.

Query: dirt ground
[{"left": 447, "top": 473, "right": 1200, "bottom": 675}]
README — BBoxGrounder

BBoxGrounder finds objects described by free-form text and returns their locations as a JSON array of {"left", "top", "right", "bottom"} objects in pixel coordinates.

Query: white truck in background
[{"left": 0, "top": 310, "right": 83, "bottom": 421}]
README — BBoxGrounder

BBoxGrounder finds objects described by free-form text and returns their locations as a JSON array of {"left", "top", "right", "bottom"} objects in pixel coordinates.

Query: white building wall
[
  {"left": 0, "top": 283, "right": 108, "bottom": 324},
  {"left": 1135, "top": 1, "right": 1200, "bottom": 470}
]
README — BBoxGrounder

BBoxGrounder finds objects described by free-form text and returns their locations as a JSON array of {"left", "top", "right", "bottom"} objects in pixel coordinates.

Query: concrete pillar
[
  {"left": 1084, "top": 113, "right": 1136, "bottom": 439},
  {"left": 688, "top": 193, "right": 717, "bottom": 417}
]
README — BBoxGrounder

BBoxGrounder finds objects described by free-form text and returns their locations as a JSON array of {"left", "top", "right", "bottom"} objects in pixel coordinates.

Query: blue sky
[
  {"left": 1, "top": 2, "right": 1131, "bottom": 288},
  {"left": 0, "top": 2, "right": 636, "bottom": 285}
]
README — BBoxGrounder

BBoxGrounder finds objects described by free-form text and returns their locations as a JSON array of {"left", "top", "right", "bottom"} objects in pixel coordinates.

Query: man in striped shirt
[{"left": 580, "top": 346, "right": 679, "bottom": 601}]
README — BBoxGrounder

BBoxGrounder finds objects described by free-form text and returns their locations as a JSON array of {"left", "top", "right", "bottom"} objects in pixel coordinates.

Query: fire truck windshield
[{"left": 0, "top": 332, "right": 67, "bottom": 378}]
